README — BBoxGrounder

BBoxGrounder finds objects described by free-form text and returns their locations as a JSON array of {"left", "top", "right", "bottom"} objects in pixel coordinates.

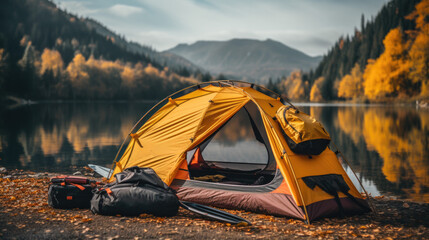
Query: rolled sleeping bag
[{"left": 90, "top": 167, "right": 179, "bottom": 217}]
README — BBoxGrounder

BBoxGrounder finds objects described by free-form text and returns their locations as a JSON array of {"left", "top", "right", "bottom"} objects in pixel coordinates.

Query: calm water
[{"left": 0, "top": 102, "right": 428, "bottom": 202}]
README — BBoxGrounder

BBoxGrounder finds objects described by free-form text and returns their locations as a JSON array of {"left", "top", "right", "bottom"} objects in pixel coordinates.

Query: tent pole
[
  {"left": 224, "top": 82, "right": 311, "bottom": 224},
  {"left": 282, "top": 151, "right": 311, "bottom": 224},
  {"left": 108, "top": 80, "right": 291, "bottom": 179},
  {"left": 331, "top": 141, "right": 377, "bottom": 216}
]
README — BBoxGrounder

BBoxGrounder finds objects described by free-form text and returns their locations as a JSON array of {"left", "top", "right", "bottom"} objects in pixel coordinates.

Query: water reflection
[
  {"left": 298, "top": 104, "right": 429, "bottom": 203},
  {"left": 0, "top": 102, "right": 428, "bottom": 202},
  {"left": 0, "top": 102, "right": 153, "bottom": 172}
]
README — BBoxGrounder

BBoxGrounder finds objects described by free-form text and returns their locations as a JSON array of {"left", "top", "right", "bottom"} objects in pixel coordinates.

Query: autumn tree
[
  {"left": 407, "top": 0, "right": 429, "bottom": 96},
  {"left": 280, "top": 70, "right": 307, "bottom": 100},
  {"left": 363, "top": 28, "right": 411, "bottom": 99},
  {"left": 310, "top": 77, "right": 325, "bottom": 102},
  {"left": 306, "top": 0, "right": 420, "bottom": 100},
  {"left": 66, "top": 53, "right": 89, "bottom": 96},
  {"left": 40, "top": 48, "right": 64, "bottom": 77},
  {"left": 338, "top": 63, "right": 364, "bottom": 99}
]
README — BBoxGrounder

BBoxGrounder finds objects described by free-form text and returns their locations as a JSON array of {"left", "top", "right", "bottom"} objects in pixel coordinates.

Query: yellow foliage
[
  {"left": 409, "top": 33, "right": 429, "bottom": 96},
  {"left": 64, "top": 54, "right": 198, "bottom": 93},
  {"left": 40, "top": 48, "right": 64, "bottom": 76},
  {"left": 336, "top": 107, "right": 364, "bottom": 145},
  {"left": 407, "top": 0, "right": 429, "bottom": 32},
  {"left": 73, "top": 53, "right": 86, "bottom": 66},
  {"left": 144, "top": 64, "right": 159, "bottom": 75},
  {"left": 100, "top": 59, "right": 123, "bottom": 71},
  {"left": 407, "top": 0, "right": 429, "bottom": 96},
  {"left": 66, "top": 53, "right": 89, "bottom": 84},
  {"left": 362, "top": 108, "right": 429, "bottom": 202},
  {"left": 121, "top": 66, "right": 136, "bottom": 85},
  {"left": 362, "top": 1, "right": 429, "bottom": 99},
  {"left": 281, "top": 71, "right": 306, "bottom": 100},
  {"left": 20, "top": 35, "right": 29, "bottom": 47},
  {"left": 338, "top": 64, "right": 363, "bottom": 99},
  {"left": 0, "top": 48, "right": 4, "bottom": 62},
  {"left": 310, "top": 77, "right": 324, "bottom": 102},
  {"left": 363, "top": 59, "right": 392, "bottom": 99},
  {"left": 85, "top": 55, "right": 96, "bottom": 66},
  {"left": 363, "top": 28, "right": 410, "bottom": 100}
]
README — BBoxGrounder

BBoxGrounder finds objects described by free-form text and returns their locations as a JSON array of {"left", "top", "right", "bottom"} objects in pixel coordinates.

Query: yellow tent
[{"left": 109, "top": 81, "right": 371, "bottom": 222}]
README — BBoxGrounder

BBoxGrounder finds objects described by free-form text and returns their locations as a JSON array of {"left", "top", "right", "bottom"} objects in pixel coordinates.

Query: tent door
[{"left": 186, "top": 102, "right": 276, "bottom": 185}]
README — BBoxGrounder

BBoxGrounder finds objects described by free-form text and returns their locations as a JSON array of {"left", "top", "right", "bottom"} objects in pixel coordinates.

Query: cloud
[
  {"left": 56, "top": 0, "right": 99, "bottom": 15},
  {"left": 107, "top": 4, "right": 144, "bottom": 18},
  {"left": 58, "top": 0, "right": 386, "bottom": 56}
]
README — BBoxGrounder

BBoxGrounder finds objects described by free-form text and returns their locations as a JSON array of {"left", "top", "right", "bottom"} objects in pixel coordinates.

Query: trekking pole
[{"left": 331, "top": 141, "right": 378, "bottom": 217}]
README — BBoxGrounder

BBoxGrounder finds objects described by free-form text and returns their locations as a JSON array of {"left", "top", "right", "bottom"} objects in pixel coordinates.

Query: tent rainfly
[{"left": 108, "top": 81, "right": 372, "bottom": 223}]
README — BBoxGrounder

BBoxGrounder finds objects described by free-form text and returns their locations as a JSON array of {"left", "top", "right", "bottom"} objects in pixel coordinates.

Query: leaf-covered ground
[{"left": 0, "top": 169, "right": 428, "bottom": 239}]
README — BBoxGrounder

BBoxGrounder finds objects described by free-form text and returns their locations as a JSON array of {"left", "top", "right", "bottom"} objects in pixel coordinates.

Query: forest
[
  {"left": 1, "top": 0, "right": 428, "bottom": 102},
  {"left": 0, "top": 0, "right": 211, "bottom": 100},
  {"left": 275, "top": 0, "right": 429, "bottom": 102}
]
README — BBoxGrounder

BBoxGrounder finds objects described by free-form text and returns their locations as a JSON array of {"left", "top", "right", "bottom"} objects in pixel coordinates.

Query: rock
[
  {"left": 2, "top": 175, "right": 12, "bottom": 179},
  {"left": 28, "top": 173, "right": 44, "bottom": 178},
  {"left": 73, "top": 171, "right": 82, "bottom": 176},
  {"left": 417, "top": 100, "right": 429, "bottom": 109},
  {"left": 403, "top": 203, "right": 410, "bottom": 208},
  {"left": 0, "top": 167, "right": 7, "bottom": 173}
]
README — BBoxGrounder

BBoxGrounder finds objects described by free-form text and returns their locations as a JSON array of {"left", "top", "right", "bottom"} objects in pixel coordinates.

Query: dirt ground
[{"left": 0, "top": 169, "right": 428, "bottom": 239}]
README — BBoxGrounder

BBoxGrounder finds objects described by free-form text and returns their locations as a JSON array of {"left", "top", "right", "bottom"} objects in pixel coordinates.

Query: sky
[{"left": 54, "top": 0, "right": 387, "bottom": 57}]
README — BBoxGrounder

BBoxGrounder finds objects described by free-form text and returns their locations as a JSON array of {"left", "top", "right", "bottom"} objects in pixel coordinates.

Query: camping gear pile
[
  {"left": 48, "top": 168, "right": 179, "bottom": 216},
  {"left": 48, "top": 167, "right": 251, "bottom": 225}
]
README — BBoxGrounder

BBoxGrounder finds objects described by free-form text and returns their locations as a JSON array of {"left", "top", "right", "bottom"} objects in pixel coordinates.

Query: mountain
[
  {"left": 166, "top": 38, "right": 322, "bottom": 83},
  {"left": 0, "top": 0, "right": 207, "bottom": 100},
  {"left": 83, "top": 19, "right": 201, "bottom": 72}
]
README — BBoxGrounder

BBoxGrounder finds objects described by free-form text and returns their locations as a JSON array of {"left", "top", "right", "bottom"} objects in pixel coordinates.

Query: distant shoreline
[{"left": 2, "top": 95, "right": 428, "bottom": 106}]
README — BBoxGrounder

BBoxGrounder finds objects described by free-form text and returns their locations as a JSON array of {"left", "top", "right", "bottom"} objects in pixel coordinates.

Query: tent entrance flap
[{"left": 187, "top": 102, "right": 276, "bottom": 185}]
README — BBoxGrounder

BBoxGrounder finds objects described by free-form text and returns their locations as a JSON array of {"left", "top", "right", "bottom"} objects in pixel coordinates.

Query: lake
[{"left": 0, "top": 102, "right": 428, "bottom": 203}]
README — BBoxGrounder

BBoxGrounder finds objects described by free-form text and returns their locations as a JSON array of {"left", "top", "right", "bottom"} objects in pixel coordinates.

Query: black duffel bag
[
  {"left": 48, "top": 176, "right": 95, "bottom": 209},
  {"left": 90, "top": 167, "right": 179, "bottom": 217}
]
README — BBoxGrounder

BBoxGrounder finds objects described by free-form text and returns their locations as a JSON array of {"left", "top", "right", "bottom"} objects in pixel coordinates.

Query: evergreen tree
[{"left": 306, "top": 0, "right": 419, "bottom": 100}]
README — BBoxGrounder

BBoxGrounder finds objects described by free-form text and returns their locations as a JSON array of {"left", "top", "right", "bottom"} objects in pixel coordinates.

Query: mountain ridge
[
  {"left": 82, "top": 18, "right": 201, "bottom": 72},
  {"left": 166, "top": 38, "right": 321, "bottom": 83}
]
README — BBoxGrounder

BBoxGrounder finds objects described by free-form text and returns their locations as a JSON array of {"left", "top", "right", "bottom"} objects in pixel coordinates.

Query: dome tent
[{"left": 108, "top": 80, "right": 371, "bottom": 223}]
